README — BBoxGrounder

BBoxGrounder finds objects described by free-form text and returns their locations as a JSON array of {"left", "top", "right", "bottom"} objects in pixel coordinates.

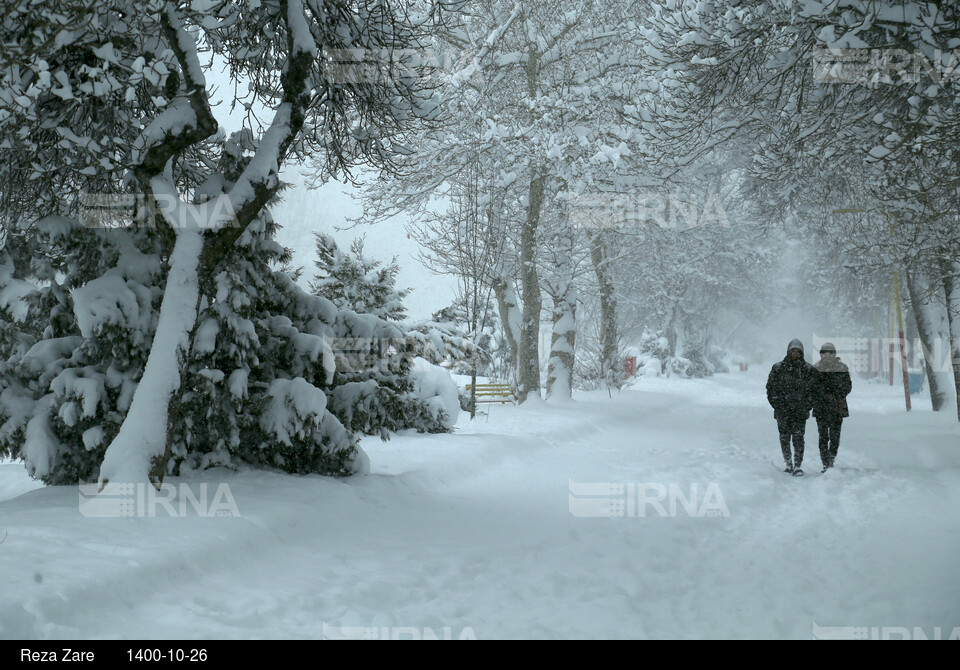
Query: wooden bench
[{"left": 464, "top": 383, "right": 516, "bottom": 405}]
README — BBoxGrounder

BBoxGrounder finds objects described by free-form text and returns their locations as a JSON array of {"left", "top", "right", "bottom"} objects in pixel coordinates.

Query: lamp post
[{"left": 832, "top": 208, "right": 911, "bottom": 411}]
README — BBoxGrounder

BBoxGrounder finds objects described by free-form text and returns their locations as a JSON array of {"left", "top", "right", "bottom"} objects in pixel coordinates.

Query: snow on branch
[
  {"left": 224, "top": 0, "right": 317, "bottom": 232},
  {"left": 133, "top": 4, "right": 218, "bottom": 184}
]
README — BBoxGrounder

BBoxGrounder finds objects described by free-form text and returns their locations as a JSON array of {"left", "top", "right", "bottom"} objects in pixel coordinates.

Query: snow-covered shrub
[
  {"left": 637, "top": 332, "right": 671, "bottom": 365},
  {"left": 640, "top": 357, "right": 662, "bottom": 378},
  {"left": 170, "top": 144, "right": 363, "bottom": 477},
  {"left": 0, "top": 252, "right": 39, "bottom": 459},
  {"left": 678, "top": 347, "right": 715, "bottom": 378},
  {"left": 666, "top": 355, "right": 692, "bottom": 378},
  {"left": 426, "top": 300, "right": 500, "bottom": 377},
  {"left": 324, "top": 310, "right": 421, "bottom": 438},
  {"left": 311, "top": 233, "right": 409, "bottom": 322},
  {"left": 707, "top": 346, "right": 731, "bottom": 374},
  {"left": 253, "top": 377, "right": 357, "bottom": 475},
  {"left": 408, "top": 358, "right": 460, "bottom": 432},
  {"left": 457, "top": 385, "right": 474, "bottom": 412},
  {"left": 629, "top": 331, "right": 717, "bottom": 379},
  {"left": 621, "top": 332, "right": 670, "bottom": 380},
  {"left": 0, "top": 218, "right": 164, "bottom": 484},
  {"left": 405, "top": 319, "right": 479, "bottom": 371}
]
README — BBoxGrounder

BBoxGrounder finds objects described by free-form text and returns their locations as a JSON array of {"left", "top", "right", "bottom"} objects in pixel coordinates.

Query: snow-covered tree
[
  {"left": 311, "top": 233, "right": 409, "bottom": 322},
  {"left": 403, "top": 156, "right": 510, "bottom": 411},
  {"left": 357, "top": 0, "right": 676, "bottom": 403},
  {"left": 646, "top": 0, "right": 960, "bottom": 416},
  {"left": 0, "top": 218, "right": 164, "bottom": 483},
  {"left": 310, "top": 232, "right": 459, "bottom": 436},
  {"left": 0, "top": 0, "right": 449, "bottom": 485}
]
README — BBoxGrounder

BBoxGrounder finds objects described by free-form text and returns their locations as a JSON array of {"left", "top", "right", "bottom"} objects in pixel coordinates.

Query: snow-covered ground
[{"left": 1, "top": 368, "right": 958, "bottom": 639}]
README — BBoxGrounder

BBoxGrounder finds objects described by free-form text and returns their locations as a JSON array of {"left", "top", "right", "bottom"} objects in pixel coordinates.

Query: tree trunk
[
  {"left": 589, "top": 230, "right": 621, "bottom": 392},
  {"left": 468, "top": 287, "right": 482, "bottom": 420},
  {"left": 493, "top": 276, "right": 521, "bottom": 385},
  {"left": 942, "top": 260, "right": 960, "bottom": 422},
  {"left": 905, "top": 268, "right": 949, "bottom": 411},
  {"left": 546, "top": 279, "right": 577, "bottom": 402},
  {"left": 98, "top": 229, "right": 204, "bottom": 487},
  {"left": 666, "top": 304, "right": 679, "bottom": 358},
  {"left": 516, "top": 171, "right": 546, "bottom": 403}
]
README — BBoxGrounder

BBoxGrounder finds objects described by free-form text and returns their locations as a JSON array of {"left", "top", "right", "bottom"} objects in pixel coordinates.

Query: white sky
[
  {"left": 206, "top": 60, "right": 458, "bottom": 321},
  {"left": 270, "top": 168, "right": 458, "bottom": 321}
]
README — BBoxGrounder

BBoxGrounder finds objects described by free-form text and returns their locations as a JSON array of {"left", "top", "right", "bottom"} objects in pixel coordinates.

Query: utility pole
[{"left": 832, "top": 208, "right": 911, "bottom": 410}]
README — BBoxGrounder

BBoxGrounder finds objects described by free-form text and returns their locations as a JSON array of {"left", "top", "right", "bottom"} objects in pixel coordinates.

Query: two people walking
[{"left": 765, "top": 339, "right": 852, "bottom": 476}]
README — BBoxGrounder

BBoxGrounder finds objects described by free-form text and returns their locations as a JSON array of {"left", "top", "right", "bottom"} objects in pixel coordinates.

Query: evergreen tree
[
  {"left": 310, "top": 233, "right": 458, "bottom": 437},
  {"left": 0, "top": 133, "right": 460, "bottom": 484},
  {"left": 424, "top": 299, "right": 499, "bottom": 377},
  {"left": 311, "top": 234, "right": 409, "bottom": 322},
  {"left": 0, "top": 218, "right": 165, "bottom": 484}
]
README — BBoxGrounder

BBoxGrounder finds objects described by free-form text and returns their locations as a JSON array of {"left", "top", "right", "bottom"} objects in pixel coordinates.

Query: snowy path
[{"left": 1, "top": 370, "right": 958, "bottom": 639}]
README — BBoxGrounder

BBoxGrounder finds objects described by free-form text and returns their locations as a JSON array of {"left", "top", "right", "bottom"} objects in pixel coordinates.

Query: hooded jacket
[
  {"left": 811, "top": 355, "right": 852, "bottom": 418},
  {"left": 766, "top": 339, "right": 815, "bottom": 420}
]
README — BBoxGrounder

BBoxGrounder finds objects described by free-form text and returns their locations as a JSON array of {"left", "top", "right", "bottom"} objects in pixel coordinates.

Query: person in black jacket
[
  {"left": 766, "top": 339, "right": 816, "bottom": 476},
  {"left": 810, "top": 342, "right": 852, "bottom": 473}
]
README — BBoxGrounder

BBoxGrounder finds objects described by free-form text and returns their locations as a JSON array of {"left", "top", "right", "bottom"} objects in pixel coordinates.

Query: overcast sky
[{"left": 206, "top": 60, "right": 458, "bottom": 321}]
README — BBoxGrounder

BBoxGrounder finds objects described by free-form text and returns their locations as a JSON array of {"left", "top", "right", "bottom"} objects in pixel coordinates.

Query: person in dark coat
[
  {"left": 766, "top": 339, "right": 815, "bottom": 476},
  {"left": 810, "top": 342, "right": 852, "bottom": 472}
]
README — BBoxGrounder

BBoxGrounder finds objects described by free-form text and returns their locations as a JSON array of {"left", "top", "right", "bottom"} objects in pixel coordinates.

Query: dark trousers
[
  {"left": 817, "top": 416, "right": 843, "bottom": 466},
  {"left": 777, "top": 416, "right": 806, "bottom": 468}
]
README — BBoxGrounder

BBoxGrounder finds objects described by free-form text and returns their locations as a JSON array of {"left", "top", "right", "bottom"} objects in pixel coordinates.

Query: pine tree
[
  {"left": 311, "top": 234, "right": 409, "bottom": 322},
  {"left": 0, "top": 218, "right": 165, "bottom": 484},
  {"left": 422, "top": 300, "right": 499, "bottom": 377},
  {"left": 310, "top": 233, "right": 458, "bottom": 436}
]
